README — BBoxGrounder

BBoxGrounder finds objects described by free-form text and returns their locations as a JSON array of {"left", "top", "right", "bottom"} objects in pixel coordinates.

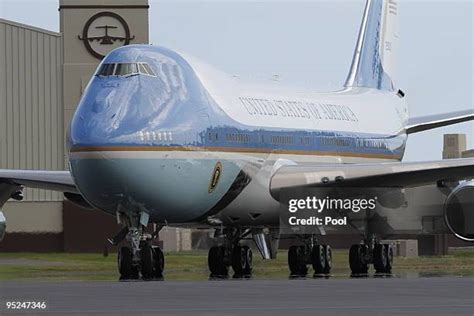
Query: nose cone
[{"left": 71, "top": 75, "right": 153, "bottom": 145}]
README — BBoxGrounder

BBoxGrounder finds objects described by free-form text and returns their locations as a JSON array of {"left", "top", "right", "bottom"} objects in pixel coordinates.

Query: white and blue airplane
[{"left": 0, "top": 0, "right": 473, "bottom": 279}]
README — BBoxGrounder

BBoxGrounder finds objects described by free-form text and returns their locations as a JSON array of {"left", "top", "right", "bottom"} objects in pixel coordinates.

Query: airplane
[
  {"left": 78, "top": 25, "right": 136, "bottom": 45},
  {"left": 1, "top": 0, "right": 473, "bottom": 280}
]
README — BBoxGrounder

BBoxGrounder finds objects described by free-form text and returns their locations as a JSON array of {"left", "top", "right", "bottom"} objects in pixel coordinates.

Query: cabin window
[
  {"left": 271, "top": 135, "right": 294, "bottom": 144},
  {"left": 225, "top": 133, "right": 250, "bottom": 143}
]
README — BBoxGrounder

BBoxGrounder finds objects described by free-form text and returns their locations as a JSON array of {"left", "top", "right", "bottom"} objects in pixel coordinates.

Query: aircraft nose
[
  {"left": 70, "top": 76, "right": 150, "bottom": 145},
  {"left": 69, "top": 45, "right": 218, "bottom": 149}
]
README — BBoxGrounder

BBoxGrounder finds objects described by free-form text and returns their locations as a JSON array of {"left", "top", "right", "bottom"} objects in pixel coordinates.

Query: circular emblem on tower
[{"left": 78, "top": 11, "right": 135, "bottom": 59}]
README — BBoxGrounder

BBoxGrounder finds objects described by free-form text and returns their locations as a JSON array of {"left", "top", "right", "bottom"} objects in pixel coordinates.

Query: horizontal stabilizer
[{"left": 405, "top": 109, "right": 474, "bottom": 134}]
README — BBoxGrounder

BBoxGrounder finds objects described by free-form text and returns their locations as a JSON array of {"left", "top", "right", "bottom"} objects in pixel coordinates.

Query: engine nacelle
[
  {"left": 0, "top": 211, "right": 6, "bottom": 242},
  {"left": 444, "top": 181, "right": 474, "bottom": 242}
]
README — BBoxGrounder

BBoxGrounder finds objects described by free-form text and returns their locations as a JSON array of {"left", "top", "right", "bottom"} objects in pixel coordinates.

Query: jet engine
[{"left": 444, "top": 181, "right": 474, "bottom": 241}]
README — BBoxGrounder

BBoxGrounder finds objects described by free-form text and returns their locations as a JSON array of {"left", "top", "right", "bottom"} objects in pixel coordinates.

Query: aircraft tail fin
[{"left": 345, "top": 0, "right": 399, "bottom": 91}]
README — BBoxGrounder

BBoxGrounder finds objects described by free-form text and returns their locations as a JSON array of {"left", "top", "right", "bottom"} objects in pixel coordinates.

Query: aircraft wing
[
  {"left": 0, "top": 169, "right": 80, "bottom": 241},
  {"left": 405, "top": 109, "right": 474, "bottom": 134},
  {"left": 0, "top": 169, "right": 78, "bottom": 194},
  {"left": 270, "top": 158, "right": 474, "bottom": 199}
]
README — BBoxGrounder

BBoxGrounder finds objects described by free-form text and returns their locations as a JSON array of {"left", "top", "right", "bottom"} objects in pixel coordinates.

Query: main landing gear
[
  {"left": 208, "top": 228, "right": 253, "bottom": 279},
  {"left": 349, "top": 236, "right": 393, "bottom": 275},
  {"left": 288, "top": 235, "right": 332, "bottom": 277},
  {"left": 111, "top": 211, "right": 164, "bottom": 281}
]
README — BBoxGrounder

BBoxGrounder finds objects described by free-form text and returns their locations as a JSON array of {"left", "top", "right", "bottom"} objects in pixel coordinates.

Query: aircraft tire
[
  {"left": 349, "top": 244, "right": 368, "bottom": 275},
  {"left": 208, "top": 246, "right": 228, "bottom": 277},
  {"left": 118, "top": 246, "right": 133, "bottom": 280},
  {"left": 152, "top": 246, "right": 165, "bottom": 279},
  {"left": 231, "top": 245, "right": 245, "bottom": 277},
  {"left": 140, "top": 243, "right": 154, "bottom": 280},
  {"left": 311, "top": 245, "right": 326, "bottom": 274},
  {"left": 242, "top": 246, "right": 253, "bottom": 277},
  {"left": 288, "top": 245, "right": 307, "bottom": 277},
  {"left": 373, "top": 244, "right": 387, "bottom": 273},
  {"left": 383, "top": 244, "right": 394, "bottom": 274},
  {"left": 322, "top": 245, "right": 332, "bottom": 274}
]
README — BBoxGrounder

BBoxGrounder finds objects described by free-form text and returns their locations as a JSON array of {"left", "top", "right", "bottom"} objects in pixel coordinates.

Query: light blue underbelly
[{"left": 70, "top": 157, "right": 242, "bottom": 223}]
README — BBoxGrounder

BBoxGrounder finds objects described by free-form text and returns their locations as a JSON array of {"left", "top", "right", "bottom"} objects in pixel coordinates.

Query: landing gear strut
[
  {"left": 349, "top": 235, "right": 393, "bottom": 275},
  {"left": 112, "top": 211, "right": 164, "bottom": 281},
  {"left": 208, "top": 228, "right": 253, "bottom": 279},
  {"left": 287, "top": 235, "right": 332, "bottom": 277}
]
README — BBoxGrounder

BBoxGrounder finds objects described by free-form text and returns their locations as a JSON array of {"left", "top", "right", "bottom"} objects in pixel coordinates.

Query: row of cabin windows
[
  {"left": 226, "top": 133, "right": 251, "bottom": 143},
  {"left": 96, "top": 62, "right": 156, "bottom": 77},
  {"left": 357, "top": 139, "right": 388, "bottom": 149},
  {"left": 271, "top": 135, "right": 294, "bottom": 144},
  {"left": 206, "top": 133, "right": 387, "bottom": 149},
  {"left": 321, "top": 138, "right": 351, "bottom": 147}
]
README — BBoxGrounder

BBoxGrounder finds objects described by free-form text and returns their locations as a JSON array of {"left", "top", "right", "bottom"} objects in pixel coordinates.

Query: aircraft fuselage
[{"left": 67, "top": 45, "right": 408, "bottom": 226}]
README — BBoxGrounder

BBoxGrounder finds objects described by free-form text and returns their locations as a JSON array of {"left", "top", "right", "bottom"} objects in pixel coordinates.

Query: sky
[{"left": 0, "top": 0, "right": 473, "bottom": 161}]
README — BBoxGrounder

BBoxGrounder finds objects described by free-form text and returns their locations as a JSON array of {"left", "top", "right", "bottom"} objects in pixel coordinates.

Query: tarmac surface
[{"left": 0, "top": 277, "right": 473, "bottom": 315}]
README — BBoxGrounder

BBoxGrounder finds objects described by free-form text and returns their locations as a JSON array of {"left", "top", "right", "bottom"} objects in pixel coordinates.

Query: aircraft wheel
[
  {"left": 288, "top": 245, "right": 307, "bottom": 277},
  {"left": 373, "top": 244, "right": 387, "bottom": 273},
  {"left": 208, "top": 246, "right": 228, "bottom": 278},
  {"left": 323, "top": 245, "right": 332, "bottom": 274},
  {"left": 118, "top": 246, "right": 133, "bottom": 280},
  {"left": 140, "top": 243, "right": 154, "bottom": 280},
  {"left": 231, "top": 245, "right": 245, "bottom": 277},
  {"left": 311, "top": 245, "right": 326, "bottom": 274},
  {"left": 242, "top": 246, "right": 253, "bottom": 277},
  {"left": 383, "top": 244, "right": 394, "bottom": 274},
  {"left": 349, "top": 244, "right": 368, "bottom": 275},
  {"left": 131, "top": 266, "right": 140, "bottom": 280},
  {"left": 153, "top": 246, "right": 164, "bottom": 279}
]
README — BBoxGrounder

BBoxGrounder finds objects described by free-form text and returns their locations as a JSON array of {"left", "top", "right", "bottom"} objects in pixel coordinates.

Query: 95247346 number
[{"left": 5, "top": 301, "right": 47, "bottom": 310}]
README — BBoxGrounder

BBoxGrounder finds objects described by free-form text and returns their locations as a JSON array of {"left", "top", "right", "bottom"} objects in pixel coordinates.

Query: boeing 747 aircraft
[{"left": 1, "top": 0, "right": 473, "bottom": 279}]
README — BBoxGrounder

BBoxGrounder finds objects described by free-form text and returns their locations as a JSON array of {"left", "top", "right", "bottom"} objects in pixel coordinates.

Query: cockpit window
[
  {"left": 142, "top": 63, "right": 155, "bottom": 76},
  {"left": 100, "top": 63, "right": 115, "bottom": 76},
  {"left": 138, "top": 63, "right": 148, "bottom": 75},
  {"left": 96, "top": 62, "right": 155, "bottom": 77}
]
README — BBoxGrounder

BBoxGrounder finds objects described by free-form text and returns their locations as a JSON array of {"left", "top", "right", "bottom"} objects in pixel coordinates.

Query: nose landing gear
[{"left": 112, "top": 211, "right": 164, "bottom": 281}]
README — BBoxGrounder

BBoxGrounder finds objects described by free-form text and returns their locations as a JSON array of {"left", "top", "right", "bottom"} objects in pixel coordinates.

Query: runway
[{"left": 1, "top": 277, "right": 473, "bottom": 315}]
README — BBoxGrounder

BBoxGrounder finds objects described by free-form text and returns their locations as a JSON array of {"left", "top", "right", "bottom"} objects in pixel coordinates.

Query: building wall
[
  {"left": 0, "top": 19, "right": 64, "bottom": 202},
  {"left": 3, "top": 202, "right": 62, "bottom": 233},
  {"left": 0, "top": 19, "right": 64, "bottom": 239},
  {"left": 443, "top": 134, "right": 467, "bottom": 159},
  {"left": 159, "top": 227, "right": 192, "bottom": 252}
]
